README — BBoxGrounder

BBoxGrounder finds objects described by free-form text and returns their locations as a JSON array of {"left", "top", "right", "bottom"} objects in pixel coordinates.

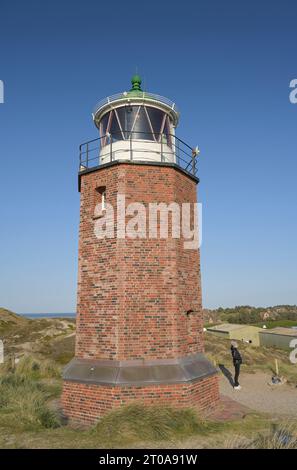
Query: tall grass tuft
[
  {"left": 92, "top": 403, "right": 220, "bottom": 446},
  {"left": 14, "top": 355, "right": 60, "bottom": 379},
  {"left": 252, "top": 422, "right": 297, "bottom": 449},
  {"left": 0, "top": 373, "right": 60, "bottom": 430},
  {"left": 226, "top": 422, "right": 297, "bottom": 449}
]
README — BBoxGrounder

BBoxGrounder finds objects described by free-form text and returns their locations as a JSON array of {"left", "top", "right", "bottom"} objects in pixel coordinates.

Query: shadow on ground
[{"left": 219, "top": 364, "right": 234, "bottom": 387}]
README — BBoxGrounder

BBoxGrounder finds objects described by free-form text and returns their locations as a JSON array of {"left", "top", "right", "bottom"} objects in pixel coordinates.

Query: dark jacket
[{"left": 231, "top": 345, "right": 242, "bottom": 366}]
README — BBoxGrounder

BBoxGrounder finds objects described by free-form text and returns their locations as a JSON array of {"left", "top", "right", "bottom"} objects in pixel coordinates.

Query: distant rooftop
[
  {"left": 259, "top": 327, "right": 297, "bottom": 337},
  {"left": 207, "top": 323, "right": 251, "bottom": 333}
]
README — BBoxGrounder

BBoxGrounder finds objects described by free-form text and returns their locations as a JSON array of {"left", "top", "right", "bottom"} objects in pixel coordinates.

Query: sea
[{"left": 20, "top": 313, "right": 76, "bottom": 320}]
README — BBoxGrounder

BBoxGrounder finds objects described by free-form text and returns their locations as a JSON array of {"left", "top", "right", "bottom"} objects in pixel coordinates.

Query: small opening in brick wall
[
  {"left": 186, "top": 309, "right": 194, "bottom": 317},
  {"left": 93, "top": 186, "right": 106, "bottom": 219}
]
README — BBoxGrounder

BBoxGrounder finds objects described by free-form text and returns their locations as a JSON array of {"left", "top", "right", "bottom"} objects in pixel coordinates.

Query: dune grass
[
  {"left": 226, "top": 421, "right": 297, "bottom": 449},
  {"left": 0, "top": 373, "right": 60, "bottom": 431},
  {"left": 0, "top": 357, "right": 223, "bottom": 446},
  {"left": 0, "top": 354, "right": 61, "bottom": 379},
  {"left": 0, "top": 365, "right": 296, "bottom": 448},
  {"left": 15, "top": 355, "right": 61, "bottom": 379},
  {"left": 0, "top": 355, "right": 62, "bottom": 433},
  {"left": 252, "top": 422, "right": 297, "bottom": 449},
  {"left": 91, "top": 403, "right": 222, "bottom": 446}
]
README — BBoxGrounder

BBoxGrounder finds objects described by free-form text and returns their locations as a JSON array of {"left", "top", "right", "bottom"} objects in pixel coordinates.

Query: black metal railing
[{"left": 79, "top": 131, "right": 198, "bottom": 177}]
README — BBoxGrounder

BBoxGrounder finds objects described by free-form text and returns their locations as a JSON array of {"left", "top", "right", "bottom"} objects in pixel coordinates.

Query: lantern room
[{"left": 92, "top": 75, "right": 179, "bottom": 165}]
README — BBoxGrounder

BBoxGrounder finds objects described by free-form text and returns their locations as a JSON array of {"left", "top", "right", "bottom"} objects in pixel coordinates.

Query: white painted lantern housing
[{"left": 92, "top": 75, "right": 179, "bottom": 165}]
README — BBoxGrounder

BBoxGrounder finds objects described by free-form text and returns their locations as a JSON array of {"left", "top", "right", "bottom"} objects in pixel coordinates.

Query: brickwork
[
  {"left": 62, "top": 374, "right": 220, "bottom": 425},
  {"left": 75, "top": 163, "right": 203, "bottom": 360}
]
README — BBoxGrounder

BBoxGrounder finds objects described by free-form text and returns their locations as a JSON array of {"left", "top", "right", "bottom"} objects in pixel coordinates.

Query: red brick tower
[{"left": 62, "top": 76, "right": 219, "bottom": 424}]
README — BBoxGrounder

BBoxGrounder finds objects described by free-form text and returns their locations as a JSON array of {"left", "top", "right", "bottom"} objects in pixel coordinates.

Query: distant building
[
  {"left": 206, "top": 323, "right": 261, "bottom": 346},
  {"left": 261, "top": 311, "right": 271, "bottom": 320},
  {"left": 259, "top": 327, "right": 297, "bottom": 350}
]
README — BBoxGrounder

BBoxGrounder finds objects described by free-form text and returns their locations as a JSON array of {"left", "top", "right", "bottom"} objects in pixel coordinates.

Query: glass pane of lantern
[
  {"left": 132, "top": 107, "right": 152, "bottom": 140},
  {"left": 100, "top": 106, "right": 170, "bottom": 143},
  {"left": 115, "top": 106, "right": 153, "bottom": 140},
  {"left": 100, "top": 112, "right": 110, "bottom": 138},
  {"left": 163, "top": 116, "right": 171, "bottom": 147},
  {"left": 147, "top": 107, "right": 165, "bottom": 139},
  {"left": 116, "top": 107, "right": 129, "bottom": 138},
  {"left": 109, "top": 111, "right": 122, "bottom": 141}
]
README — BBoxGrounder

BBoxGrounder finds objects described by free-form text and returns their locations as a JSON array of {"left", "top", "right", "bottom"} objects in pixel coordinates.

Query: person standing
[{"left": 231, "top": 340, "right": 242, "bottom": 390}]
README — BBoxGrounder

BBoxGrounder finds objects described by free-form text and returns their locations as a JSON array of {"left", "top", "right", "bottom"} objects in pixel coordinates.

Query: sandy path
[{"left": 219, "top": 371, "right": 297, "bottom": 417}]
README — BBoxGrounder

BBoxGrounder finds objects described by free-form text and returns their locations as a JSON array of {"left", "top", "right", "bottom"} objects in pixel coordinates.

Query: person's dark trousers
[{"left": 234, "top": 363, "right": 240, "bottom": 387}]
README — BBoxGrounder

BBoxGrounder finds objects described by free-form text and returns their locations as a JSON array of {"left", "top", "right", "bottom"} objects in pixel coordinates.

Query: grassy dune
[
  {"left": 0, "top": 308, "right": 75, "bottom": 365},
  {"left": 0, "top": 361, "right": 296, "bottom": 449},
  {"left": 0, "top": 360, "right": 289, "bottom": 449}
]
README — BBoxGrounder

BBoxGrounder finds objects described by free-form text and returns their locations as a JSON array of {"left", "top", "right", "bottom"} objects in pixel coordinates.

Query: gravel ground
[{"left": 219, "top": 371, "right": 297, "bottom": 417}]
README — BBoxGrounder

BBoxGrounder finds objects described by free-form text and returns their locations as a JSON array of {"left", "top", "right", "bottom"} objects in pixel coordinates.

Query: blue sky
[{"left": 0, "top": 0, "right": 296, "bottom": 313}]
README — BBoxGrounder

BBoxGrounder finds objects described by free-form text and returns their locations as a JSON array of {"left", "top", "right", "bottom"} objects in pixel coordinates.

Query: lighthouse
[{"left": 62, "top": 76, "right": 219, "bottom": 424}]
